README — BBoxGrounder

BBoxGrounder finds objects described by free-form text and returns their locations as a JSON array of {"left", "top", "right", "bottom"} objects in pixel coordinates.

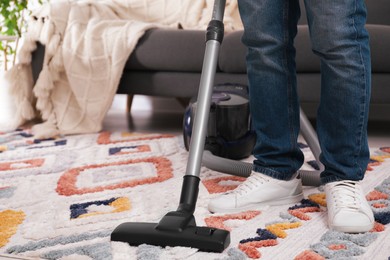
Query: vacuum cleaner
[
  {"left": 111, "top": 0, "right": 323, "bottom": 252},
  {"left": 111, "top": 0, "right": 231, "bottom": 252},
  {"left": 183, "top": 82, "right": 324, "bottom": 187}
]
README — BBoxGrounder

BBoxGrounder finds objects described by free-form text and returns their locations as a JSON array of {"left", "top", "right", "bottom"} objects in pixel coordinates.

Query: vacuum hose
[
  {"left": 203, "top": 150, "right": 252, "bottom": 177},
  {"left": 202, "top": 150, "right": 322, "bottom": 186}
]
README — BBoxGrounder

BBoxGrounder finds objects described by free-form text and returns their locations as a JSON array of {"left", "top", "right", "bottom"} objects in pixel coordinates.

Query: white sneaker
[
  {"left": 208, "top": 171, "right": 303, "bottom": 213},
  {"left": 325, "top": 180, "right": 374, "bottom": 233}
]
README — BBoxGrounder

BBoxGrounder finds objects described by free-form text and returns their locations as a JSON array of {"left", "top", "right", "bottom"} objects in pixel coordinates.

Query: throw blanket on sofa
[{"left": 5, "top": 0, "right": 242, "bottom": 138}]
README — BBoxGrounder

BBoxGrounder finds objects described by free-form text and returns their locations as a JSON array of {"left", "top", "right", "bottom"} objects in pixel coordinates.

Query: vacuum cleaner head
[
  {"left": 111, "top": 221, "right": 230, "bottom": 252},
  {"left": 111, "top": 176, "right": 230, "bottom": 252},
  {"left": 183, "top": 83, "right": 256, "bottom": 160}
]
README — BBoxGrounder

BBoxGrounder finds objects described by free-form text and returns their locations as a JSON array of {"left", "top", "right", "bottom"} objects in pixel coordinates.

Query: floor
[
  {"left": 103, "top": 95, "right": 186, "bottom": 135},
  {"left": 102, "top": 94, "right": 390, "bottom": 148}
]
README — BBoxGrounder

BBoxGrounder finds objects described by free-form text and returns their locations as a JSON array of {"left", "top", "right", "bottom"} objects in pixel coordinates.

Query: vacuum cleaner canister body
[{"left": 183, "top": 83, "right": 256, "bottom": 160}]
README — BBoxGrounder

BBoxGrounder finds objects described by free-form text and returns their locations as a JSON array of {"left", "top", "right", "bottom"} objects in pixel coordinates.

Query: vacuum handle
[
  {"left": 185, "top": 0, "right": 226, "bottom": 177},
  {"left": 212, "top": 0, "right": 226, "bottom": 21}
]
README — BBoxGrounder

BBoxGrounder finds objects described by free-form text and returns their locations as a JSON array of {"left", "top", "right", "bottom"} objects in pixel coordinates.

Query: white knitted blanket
[{"left": 4, "top": 0, "right": 241, "bottom": 138}]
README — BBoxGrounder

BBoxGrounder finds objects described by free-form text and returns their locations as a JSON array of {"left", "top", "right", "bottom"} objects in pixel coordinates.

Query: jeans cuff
[
  {"left": 320, "top": 175, "right": 345, "bottom": 185},
  {"left": 253, "top": 165, "right": 296, "bottom": 181}
]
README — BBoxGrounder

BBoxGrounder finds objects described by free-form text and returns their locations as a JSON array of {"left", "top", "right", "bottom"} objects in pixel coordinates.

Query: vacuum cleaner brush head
[
  {"left": 111, "top": 177, "right": 230, "bottom": 252},
  {"left": 111, "top": 221, "right": 230, "bottom": 252}
]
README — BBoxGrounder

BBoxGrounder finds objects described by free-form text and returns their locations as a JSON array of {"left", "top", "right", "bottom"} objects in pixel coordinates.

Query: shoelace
[
  {"left": 228, "top": 173, "right": 271, "bottom": 196},
  {"left": 330, "top": 181, "right": 361, "bottom": 209}
]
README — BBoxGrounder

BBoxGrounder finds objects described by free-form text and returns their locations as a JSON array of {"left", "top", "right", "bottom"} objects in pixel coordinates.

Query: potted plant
[
  {"left": 0, "top": 0, "right": 28, "bottom": 70},
  {"left": 0, "top": 0, "right": 47, "bottom": 71}
]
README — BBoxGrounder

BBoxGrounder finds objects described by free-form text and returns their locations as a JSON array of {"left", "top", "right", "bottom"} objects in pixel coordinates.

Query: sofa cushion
[
  {"left": 368, "top": 25, "right": 390, "bottom": 72},
  {"left": 126, "top": 23, "right": 390, "bottom": 74},
  {"left": 219, "top": 25, "right": 390, "bottom": 73},
  {"left": 217, "top": 31, "right": 246, "bottom": 74},
  {"left": 296, "top": 24, "right": 390, "bottom": 73},
  {"left": 218, "top": 27, "right": 321, "bottom": 74},
  {"left": 298, "top": 0, "right": 390, "bottom": 26},
  {"left": 125, "top": 28, "right": 205, "bottom": 72},
  {"left": 366, "top": 0, "right": 390, "bottom": 26}
]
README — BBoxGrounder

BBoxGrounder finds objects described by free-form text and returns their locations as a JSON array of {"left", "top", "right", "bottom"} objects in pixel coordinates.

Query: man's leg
[
  {"left": 240, "top": 0, "right": 304, "bottom": 179},
  {"left": 304, "top": 0, "right": 374, "bottom": 232},
  {"left": 208, "top": 0, "right": 304, "bottom": 213}
]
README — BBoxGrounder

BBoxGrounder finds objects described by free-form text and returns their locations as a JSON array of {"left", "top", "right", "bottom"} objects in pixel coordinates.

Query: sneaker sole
[
  {"left": 329, "top": 223, "right": 375, "bottom": 233},
  {"left": 208, "top": 193, "right": 304, "bottom": 214}
]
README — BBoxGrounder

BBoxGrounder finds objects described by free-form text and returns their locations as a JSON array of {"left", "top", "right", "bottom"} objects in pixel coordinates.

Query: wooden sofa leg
[{"left": 126, "top": 95, "right": 134, "bottom": 114}]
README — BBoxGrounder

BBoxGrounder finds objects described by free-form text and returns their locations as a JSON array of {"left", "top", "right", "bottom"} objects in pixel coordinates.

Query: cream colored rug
[{"left": 0, "top": 129, "right": 389, "bottom": 259}]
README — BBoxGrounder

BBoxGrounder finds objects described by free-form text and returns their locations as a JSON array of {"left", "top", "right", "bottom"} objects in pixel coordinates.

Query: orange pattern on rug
[{"left": 56, "top": 157, "right": 173, "bottom": 196}]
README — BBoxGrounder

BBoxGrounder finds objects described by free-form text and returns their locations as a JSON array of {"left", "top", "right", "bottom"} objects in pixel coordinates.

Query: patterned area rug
[{"left": 0, "top": 129, "right": 389, "bottom": 260}]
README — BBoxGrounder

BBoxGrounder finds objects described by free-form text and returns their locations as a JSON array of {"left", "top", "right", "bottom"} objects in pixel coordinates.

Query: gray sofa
[{"left": 32, "top": 0, "right": 390, "bottom": 121}]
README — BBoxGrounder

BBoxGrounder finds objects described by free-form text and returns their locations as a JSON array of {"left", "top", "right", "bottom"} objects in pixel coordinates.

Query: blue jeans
[{"left": 238, "top": 0, "right": 371, "bottom": 184}]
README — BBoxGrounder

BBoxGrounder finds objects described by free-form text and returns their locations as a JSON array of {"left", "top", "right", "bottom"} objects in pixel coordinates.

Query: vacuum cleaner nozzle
[
  {"left": 111, "top": 214, "right": 230, "bottom": 252},
  {"left": 111, "top": 176, "right": 230, "bottom": 252}
]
